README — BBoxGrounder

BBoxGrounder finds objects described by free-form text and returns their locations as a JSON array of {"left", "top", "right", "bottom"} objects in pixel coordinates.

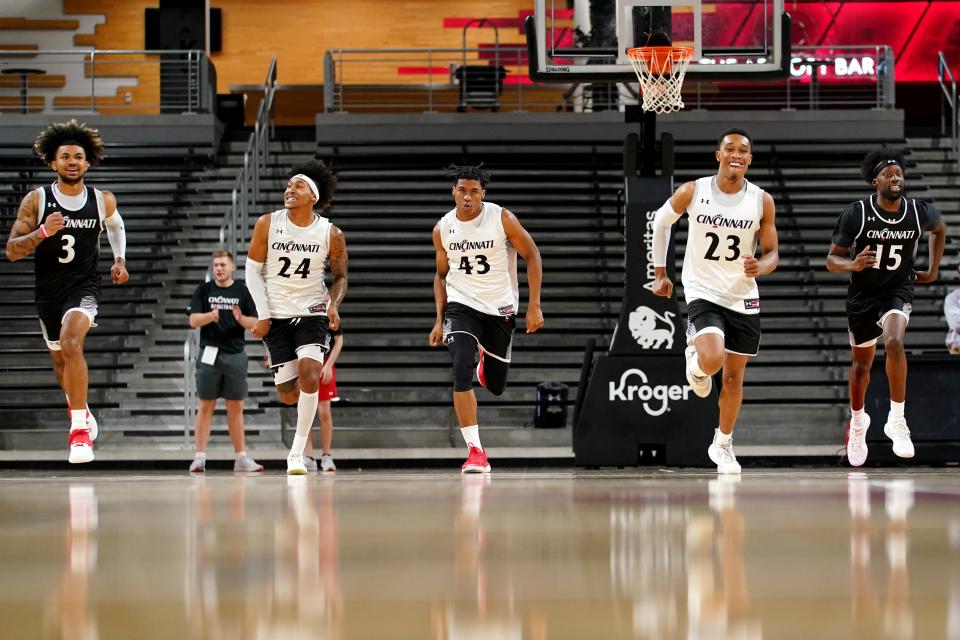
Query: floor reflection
[
  {"left": 849, "top": 475, "right": 916, "bottom": 640},
  {"left": 265, "top": 476, "right": 342, "bottom": 639},
  {"left": 45, "top": 484, "right": 99, "bottom": 640},
  {"left": 0, "top": 470, "right": 957, "bottom": 639},
  {"left": 612, "top": 476, "right": 761, "bottom": 639},
  {"left": 432, "top": 475, "right": 527, "bottom": 640}
]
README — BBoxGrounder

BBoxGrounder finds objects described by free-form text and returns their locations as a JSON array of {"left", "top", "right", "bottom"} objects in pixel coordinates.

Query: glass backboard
[{"left": 527, "top": 0, "right": 790, "bottom": 82}]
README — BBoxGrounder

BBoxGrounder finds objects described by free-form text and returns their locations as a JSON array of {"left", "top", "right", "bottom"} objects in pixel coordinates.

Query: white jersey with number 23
[{"left": 682, "top": 176, "right": 764, "bottom": 315}]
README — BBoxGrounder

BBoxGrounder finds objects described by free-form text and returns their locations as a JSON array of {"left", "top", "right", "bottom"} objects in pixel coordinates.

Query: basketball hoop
[{"left": 626, "top": 46, "right": 695, "bottom": 114}]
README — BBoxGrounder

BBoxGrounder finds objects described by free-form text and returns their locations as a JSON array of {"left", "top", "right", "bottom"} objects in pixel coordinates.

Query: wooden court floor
[{"left": 1, "top": 468, "right": 959, "bottom": 639}]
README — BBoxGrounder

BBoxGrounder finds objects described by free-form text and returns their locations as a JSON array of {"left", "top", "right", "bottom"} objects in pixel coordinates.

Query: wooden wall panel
[
  {"left": 64, "top": 0, "right": 157, "bottom": 109},
  {"left": 215, "top": 0, "right": 530, "bottom": 88},
  {"left": 66, "top": 0, "right": 532, "bottom": 90},
  {"left": 52, "top": 2, "right": 563, "bottom": 118},
  {"left": 0, "top": 18, "right": 79, "bottom": 30}
]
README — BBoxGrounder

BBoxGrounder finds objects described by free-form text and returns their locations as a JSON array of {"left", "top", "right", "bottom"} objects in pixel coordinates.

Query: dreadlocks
[
  {"left": 33, "top": 119, "right": 105, "bottom": 166},
  {"left": 860, "top": 148, "right": 905, "bottom": 184},
  {"left": 443, "top": 163, "right": 491, "bottom": 187}
]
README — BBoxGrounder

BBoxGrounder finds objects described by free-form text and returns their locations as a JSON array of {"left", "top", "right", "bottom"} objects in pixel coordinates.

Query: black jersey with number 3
[
  {"left": 831, "top": 195, "right": 940, "bottom": 294},
  {"left": 34, "top": 184, "right": 105, "bottom": 302}
]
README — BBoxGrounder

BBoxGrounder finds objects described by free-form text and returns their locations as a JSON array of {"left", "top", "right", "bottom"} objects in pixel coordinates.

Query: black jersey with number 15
[
  {"left": 34, "top": 184, "right": 105, "bottom": 302},
  {"left": 831, "top": 195, "right": 940, "bottom": 293}
]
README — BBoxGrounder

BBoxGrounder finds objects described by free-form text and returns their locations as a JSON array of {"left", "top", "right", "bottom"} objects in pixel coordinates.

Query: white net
[{"left": 627, "top": 47, "right": 694, "bottom": 114}]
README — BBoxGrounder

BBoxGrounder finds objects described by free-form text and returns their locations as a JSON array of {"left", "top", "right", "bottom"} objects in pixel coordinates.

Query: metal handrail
[
  {"left": 218, "top": 56, "right": 277, "bottom": 257},
  {"left": 0, "top": 48, "right": 211, "bottom": 114},
  {"left": 938, "top": 51, "right": 959, "bottom": 166},
  {"left": 183, "top": 330, "right": 199, "bottom": 445},
  {"left": 461, "top": 19, "right": 502, "bottom": 112},
  {"left": 323, "top": 44, "right": 894, "bottom": 113},
  {"left": 193, "top": 57, "right": 276, "bottom": 438},
  {"left": 323, "top": 46, "right": 530, "bottom": 113}
]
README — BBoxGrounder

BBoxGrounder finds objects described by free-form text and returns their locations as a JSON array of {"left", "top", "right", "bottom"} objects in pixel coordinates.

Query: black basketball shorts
[
  {"left": 686, "top": 298, "right": 762, "bottom": 357},
  {"left": 846, "top": 284, "right": 914, "bottom": 348},
  {"left": 37, "top": 286, "right": 99, "bottom": 351},
  {"left": 442, "top": 302, "right": 515, "bottom": 361},
  {"left": 262, "top": 316, "right": 333, "bottom": 384},
  {"left": 443, "top": 302, "right": 516, "bottom": 394}
]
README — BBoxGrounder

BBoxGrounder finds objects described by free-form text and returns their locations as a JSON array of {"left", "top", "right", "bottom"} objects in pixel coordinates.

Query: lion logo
[{"left": 628, "top": 306, "right": 676, "bottom": 349}]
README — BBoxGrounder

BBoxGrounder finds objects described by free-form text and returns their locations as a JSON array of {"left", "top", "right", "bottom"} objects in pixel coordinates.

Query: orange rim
[
  {"left": 626, "top": 46, "right": 694, "bottom": 64},
  {"left": 626, "top": 46, "right": 694, "bottom": 77}
]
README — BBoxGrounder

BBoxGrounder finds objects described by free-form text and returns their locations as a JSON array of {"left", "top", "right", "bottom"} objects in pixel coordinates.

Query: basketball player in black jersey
[
  {"left": 5, "top": 120, "right": 129, "bottom": 464},
  {"left": 827, "top": 148, "right": 945, "bottom": 467}
]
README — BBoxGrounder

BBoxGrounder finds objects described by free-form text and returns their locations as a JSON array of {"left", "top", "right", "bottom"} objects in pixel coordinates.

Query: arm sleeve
[
  {"left": 103, "top": 210, "right": 126, "bottom": 260},
  {"left": 651, "top": 199, "right": 683, "bottom": 267},
  {"left": 244, "top": 258, "right": 271, "bottom": 320},
  {"left": 831, "top": 203, "right": 861, "bottom": 248},
  {"left": 187, "top": 283, "right": 206, "bottom": 316}
]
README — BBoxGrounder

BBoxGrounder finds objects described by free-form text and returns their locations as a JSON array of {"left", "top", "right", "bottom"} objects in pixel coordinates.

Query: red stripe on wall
[
  {"left": 397, "top": 67, "right": 449, "bottom": 75},
  {"left": 443, "top": 17, "right": 520, "bottom": 29}
]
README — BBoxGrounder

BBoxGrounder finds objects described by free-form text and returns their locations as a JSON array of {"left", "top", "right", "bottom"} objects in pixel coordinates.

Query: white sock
[
  {"left": 687, "top": 351, "right": 707, "bottom": 378},
  {"left": 460, "top": 425, "right": 482, "bottom": 451},
  {"left": 70, "top": 409, "right": 86, "bottom": 431},
  {"left": 237, "top": 450, "right": 246, "bottom": 458},
  {"left": 851, "top": 407, "right": 866, "bottom": 425},
  {"left": 292, "top": 436, "right": 308, "bottom": 456},
  {"left": 714, "top": 428, "right": 732, "bottom": 445},
  {"left": 290, "top": 391, "right": 319, "bottom": 456},
  {"left": 195, "top": 452, "right": 206, "bottom": 460},
  {"left": 890, "top": 400, "right": 905, "bottom": 419},
  {"left": 64, "top": 394, "right": 90, "bottom": 414}
]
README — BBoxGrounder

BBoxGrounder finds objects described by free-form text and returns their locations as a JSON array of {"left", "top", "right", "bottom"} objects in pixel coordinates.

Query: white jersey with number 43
[
  {"left": 439, "top": 201, "right": 519, "bottom": 317},
  {"left": 263, "top": 209, "right": 331, "bottom": 319},
  {"left": 682, "top": 176, "right": 764, "bottom": 314}
]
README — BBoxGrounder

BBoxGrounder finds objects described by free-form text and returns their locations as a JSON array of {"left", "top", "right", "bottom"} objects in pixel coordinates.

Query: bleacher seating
[{"left": 0, "top": 126, "right": 955, "bottom": 453}]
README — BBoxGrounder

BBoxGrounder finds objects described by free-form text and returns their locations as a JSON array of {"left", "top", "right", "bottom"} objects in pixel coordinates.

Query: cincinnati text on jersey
[
  {"left": 271, "top": 240, "right": 322, "bottom": 253},
  {"left": 449, "top": 238, "right": 495, "bottom": 252},
  {"left": 695, "top": 214, "right": 755, "bottom": 229},
  {"left": 865, "top": 229, "right": 917, "bottom": 241},
  {"left": 61, "top": 218, "right": 99, "bottom": 229}
]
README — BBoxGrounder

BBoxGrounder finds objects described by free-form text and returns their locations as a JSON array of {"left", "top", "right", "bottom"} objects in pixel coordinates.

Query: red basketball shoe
[
  {"left": 68, "top": 428, "right": 95, "bottom": 464},
  {"left": 461, "top": 444, "right": 491, "bottom": 474}
]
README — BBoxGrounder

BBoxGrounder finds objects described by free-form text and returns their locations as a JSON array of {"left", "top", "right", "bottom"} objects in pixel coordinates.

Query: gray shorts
[{"left": 196, "top": 350, "right": 249, "bottom": 400}]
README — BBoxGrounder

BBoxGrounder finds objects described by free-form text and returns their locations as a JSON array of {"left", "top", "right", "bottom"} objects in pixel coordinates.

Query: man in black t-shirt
[
  {"left": 187, "top": 250, "right": 263, "bottom": 472},
  {"left": 827, "top": 148, "right": 946, "bottom": 467},
  {"left": 6, "top": 120, "right": 128, "bottom": 464}
]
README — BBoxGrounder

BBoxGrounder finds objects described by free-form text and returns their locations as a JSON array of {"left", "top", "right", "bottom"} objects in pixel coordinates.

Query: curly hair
[
  {"left": 444, "top": 163, "right": 491, "bottom": 187},
  {"left": 288, "top": 159, "right": 337, "bottom": 211},
  {"left": 860, "top": 147, "right": 906, "bottom": 183},
  {"left": 33, "top": 119, "right": 104, "bottom": 165}
]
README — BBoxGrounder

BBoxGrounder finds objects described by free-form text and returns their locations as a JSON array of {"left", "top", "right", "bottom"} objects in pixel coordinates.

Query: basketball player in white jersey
[
  {"left": 429, "top": 164, "right": 543, "bottom": 474},
  {"left": 650, "top": 128, "right": 779, "bottom": 474},
  {"left": 244, "top": 160, "right": 348, "bottom": 475}
]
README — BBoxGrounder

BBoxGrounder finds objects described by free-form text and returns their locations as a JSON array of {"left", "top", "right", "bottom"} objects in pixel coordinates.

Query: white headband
[{"left": 291, "top": 173, "right": 319, "bottom": 202}]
